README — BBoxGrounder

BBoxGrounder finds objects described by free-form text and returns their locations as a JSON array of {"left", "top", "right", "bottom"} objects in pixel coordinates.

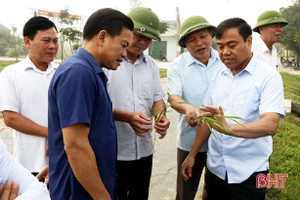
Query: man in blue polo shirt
[{"left": 48, "top": 8, "right": 133, "bottom": 200}]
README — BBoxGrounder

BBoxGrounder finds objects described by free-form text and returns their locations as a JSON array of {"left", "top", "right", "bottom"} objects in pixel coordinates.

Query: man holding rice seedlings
[
  {"left": 103, "top": 7, "right": 170, "bottom": 200},
  {"left": 182, "top": 18, "right": 285, "bottom": 200},
  {"left": 167, "top": 16, "right": 224, "bottom": 200}
]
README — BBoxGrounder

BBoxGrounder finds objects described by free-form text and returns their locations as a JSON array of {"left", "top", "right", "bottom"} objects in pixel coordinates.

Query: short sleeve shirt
[
  {"left": 167, "top": 49, "right": 224, "bottom": 152},
  {"left": 0, "top": 56, "right": 57, "bottom": 172},
  {"left": 48, "top": 48, "right": 117, "bottom": 199},
  {"left": 104, "top": 53, "right": 165, "bottom": 160},
  {"left": 0, "top": 139, "right": 51, "bottom": 200},
  {"left": 203, "top": 55, "right": 285, "bottom": 183}
]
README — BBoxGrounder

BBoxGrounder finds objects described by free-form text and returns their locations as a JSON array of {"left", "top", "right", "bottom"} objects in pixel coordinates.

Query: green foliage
[
  {"left": 59, "top": 27, "right": 82, "bottom": 54},
  {"left": 159, "top": 68, "right": 167, "bottom": 78},
  {"left": 265, "top": 72, "right": 300, "bottom": 199},
  {"left": 280, "top": 0, "right": 300, "bottom": 65},
  {"left": 159, "top": 21, "right": 169, "bottom": 34},
  {"left": 0, "top": 61, "right": 19, "bottom": 72},
  {"left": 280, "top": 72, "right": 300, "bottom": 116},
  {"left": 267, "top": 113, "right": 300, "bottom": 199}
]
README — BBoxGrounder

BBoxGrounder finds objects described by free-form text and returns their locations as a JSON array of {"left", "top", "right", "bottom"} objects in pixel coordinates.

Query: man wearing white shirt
[
  {"left": 0, "top": 139, "right": 50, "bottom": 199},
  {"left": 182, "top": 18, "right": 285, "bottom": 200},
  {"left": 0, "top": 16, "right": 59, "bottom": 175},
  {"left": 252, "top": 10, "right": 288, "bottom": 70},
  {"left": 104, "top": 7, "right": 170, "bottom": 200}
]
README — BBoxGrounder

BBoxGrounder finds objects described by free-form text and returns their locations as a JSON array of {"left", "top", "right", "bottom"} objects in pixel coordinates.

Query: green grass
[
  {"left": 281, "top": 72, "right": 300, "bottom": 116},
  {"left": 159, "top": 68, "right": 167, "bottom": 78},
  {"left": 267, "top": 113, "right": 300, "bottom": 199},
  {"left": 266, "top": 72, "right": 300, "bottom": 200},
  {"left": 0, "top": 61, "right": 18, "bottom": 72}
]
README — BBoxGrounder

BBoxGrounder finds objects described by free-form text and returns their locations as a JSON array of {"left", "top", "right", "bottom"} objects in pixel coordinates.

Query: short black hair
[
  {"left": 23, "top": 16, "right": 57, "bottom": 40},
  {"left": 83, "top": 8, "right": 134, "bottom": 40},
  {"left": 216, "top": 18, "right": 252, "bottom": 42}
]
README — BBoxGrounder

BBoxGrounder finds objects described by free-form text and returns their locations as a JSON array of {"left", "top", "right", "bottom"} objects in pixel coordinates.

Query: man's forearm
[
  {"left": 63, "top": 124, "right": 110, "bottom": 199},
  {"left": 169, "top": 94, "right": 195, "bottom": 114},
  {"left": 3, "top": 111, "right": 47, "bottom": 137},
  {"left": 228, "top": 113, "right": 280, "bottom": 138},
  {"left": 189, "top": 123, "right": 211, "bottom": 158},
  {"left": 66, "top": 143, "right": 110, "bottom": 199},
  {"left": 113, "top": 109, "right": 131, "bottom": 123}
]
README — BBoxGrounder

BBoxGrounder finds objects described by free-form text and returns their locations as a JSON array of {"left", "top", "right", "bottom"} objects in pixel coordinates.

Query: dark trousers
[
  {"left": 116, "top": 155, "right": 153, "bottom": 200},
  {"left": 205, "top": 169, "right": 268, "bottom": 200},
  {"left": 176, "top": 148, "right": 207, "bottom": 200}
]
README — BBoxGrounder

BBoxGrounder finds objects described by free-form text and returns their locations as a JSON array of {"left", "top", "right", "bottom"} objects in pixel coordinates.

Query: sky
[{"left": 0, "top": 0, "right": 294, "bottom": 36}]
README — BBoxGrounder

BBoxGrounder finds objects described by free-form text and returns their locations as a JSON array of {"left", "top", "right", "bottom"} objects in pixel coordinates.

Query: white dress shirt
[
  {"left": 0, "top": 56, "right": 57, "bottom": 172},
  {"left": 252, "top": 34, "right": 278, "bottom": 70},
  {"left": 104, "top": 53, "right": 165, "bottom": 161}
]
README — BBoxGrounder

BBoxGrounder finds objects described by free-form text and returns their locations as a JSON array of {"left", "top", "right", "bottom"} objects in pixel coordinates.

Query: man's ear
[
  {"left": 24, "top": 37, "right": 31, "bottom": 49},
  {"left": 246, "top": 35, "right": 252, "bottom": 50},
  {"left": 97, "top": 30, "right": 108, "bottom": 46}
]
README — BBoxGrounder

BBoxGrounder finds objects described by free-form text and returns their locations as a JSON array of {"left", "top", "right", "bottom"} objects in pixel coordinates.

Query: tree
[
  {"left": 10, "top": 25, "right": 24, "bottom": 61},
  {"left": 0, "top": 25, "right": 11, "bottom": 56},
  {"left": 159, "top": 21, "right": 169, "bottom": 34},
  {"left": 47, "top": 8, "right": 82, "bottom": 61},
  {"left": 59, "top": 27, "right": 82, "bottom": 54},
  {"left": 280, "top": 0, "right": 300, "bottom": 66}
]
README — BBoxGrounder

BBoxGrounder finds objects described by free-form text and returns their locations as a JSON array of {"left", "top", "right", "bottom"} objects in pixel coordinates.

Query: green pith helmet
[
  {"left": 179, "top": 16, "right": 216, "bottom": 48},
  {"left": 253, "top": 10, "right": 288, "bottom": 33},
  {"left": 128, "top": 7, "right": 161, "bottom": 41}
]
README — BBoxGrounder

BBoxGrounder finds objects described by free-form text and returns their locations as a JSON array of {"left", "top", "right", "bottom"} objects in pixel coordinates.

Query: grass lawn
[
  {"left": 0, "top": 61, "right": 18, "bottom": 72},
  {"left": 266, "top": 72, "right": 300, "bottom": 199},
  {"left": 159, "top": 68, "right": 167, "bottom": 78}
]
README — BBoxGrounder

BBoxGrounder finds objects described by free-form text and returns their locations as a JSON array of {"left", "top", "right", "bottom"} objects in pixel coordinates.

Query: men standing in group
[
  {"left": 48, "top": 8, "right": 133, "bottom": 200},
  {"left": 182, "top": 18, "right": 285, "bottom": 200},
  {"left": 103, "top": 7, "right": 170, "bottom": 200},
  {"left": 0, "top": 16, "right": 59, "bottom": 175},
  {"left": 252, "top": 10, "right": 288, "bottom": 70},
  {"left": 167, "top": 16, "right": 224, "bottom": 200}
]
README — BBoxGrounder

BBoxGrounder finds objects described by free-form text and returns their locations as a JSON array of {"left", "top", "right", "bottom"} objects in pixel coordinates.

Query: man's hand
[
  {"left": 181, "top": 156, "right": 195, "bottom": 181},
  {"left": 154, "top": 114, "right": 170, "bottom": 139},
  {"left": 36, "top": 165, "right": 49, "bottom": 186},
  {"left": 185, "top": 107, "right": 201, "bottom": 127},
  {"left": 129, "top": 112, "right": 152, "bottom": 137},
  {"left": 200, "top": 105, "right": 230, "bottom": 133},
  {"left": 0, "top": 180, "right": 19, "bottom": 200}
]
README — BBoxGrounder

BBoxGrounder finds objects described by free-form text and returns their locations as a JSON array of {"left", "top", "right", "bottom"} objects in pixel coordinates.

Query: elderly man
[
  {"left": 182, "top": 18, "right": 285, "bottom": 200},
  {"left": 167, "top": 16, "right": 224, "bottom": 200},
  {"left": 252, "top": 10, "right": 288, "bottom": 70},
  {"left": 104, "top": 7, "right": 170, "bottom": 200}
]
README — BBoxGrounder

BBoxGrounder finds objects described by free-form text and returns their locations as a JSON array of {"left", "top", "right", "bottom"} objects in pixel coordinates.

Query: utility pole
[{"left": 176, "top": 7, "right": 181, "bottom": 56}]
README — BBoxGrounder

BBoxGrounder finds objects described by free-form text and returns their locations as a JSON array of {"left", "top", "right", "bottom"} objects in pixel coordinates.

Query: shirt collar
[
  {"left": 221, "top": 54, "right": 258, "bottom": 76},
  {"left": 186, "top": 48, "right": 219, "bottom": 67},
  {"left": 77, "top": 47, "right": 108, "bottom": 83},
  {"left": 24, "top": 55, "right": 58, "bottom": 72},
  {"left": 124, "top": 52, "right": 147, "bottom": 64},
  {"left": 77, "top": 47, "right": 105, "bottom": 74},
  {"left": 258, "top": 36, "right": 275, "bottom": 54}
]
